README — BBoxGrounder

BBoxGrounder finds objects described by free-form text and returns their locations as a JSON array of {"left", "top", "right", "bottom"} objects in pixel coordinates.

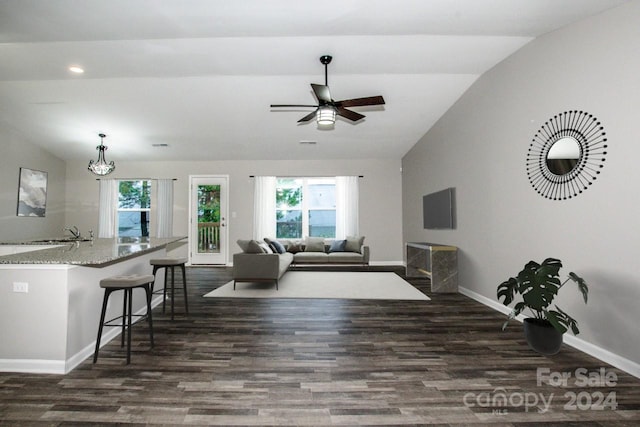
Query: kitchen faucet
[{"left": 63, "top": 226, "right": 81, "bottom": 239}]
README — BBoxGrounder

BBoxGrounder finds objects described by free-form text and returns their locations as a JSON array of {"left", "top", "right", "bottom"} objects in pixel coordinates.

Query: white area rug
[{"left": 203, "top": 271, "right": 430, "bottom": 301}]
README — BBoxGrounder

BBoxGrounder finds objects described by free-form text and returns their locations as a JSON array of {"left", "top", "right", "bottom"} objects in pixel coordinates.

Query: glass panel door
[{"left": 189, "top": 176, "right": 228, "bottom": 265}]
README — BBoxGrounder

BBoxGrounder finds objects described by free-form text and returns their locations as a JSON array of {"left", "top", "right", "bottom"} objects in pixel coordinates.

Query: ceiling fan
[{"left": 270, "top": 55, "right": 385, "bottom": 125}]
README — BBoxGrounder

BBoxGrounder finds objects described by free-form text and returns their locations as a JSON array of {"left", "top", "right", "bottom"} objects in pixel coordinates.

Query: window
[
  {"left": 118, "top": 180, "right": 151, "bottom": 237},
  {"left": 276, "top": 178, "right": 302, "bottom": 238},
  {"left": 276, "top": 177, "right": 336, "bottom": 239}
]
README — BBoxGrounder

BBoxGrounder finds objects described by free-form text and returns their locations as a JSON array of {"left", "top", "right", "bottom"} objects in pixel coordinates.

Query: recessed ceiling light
[
  {"left": 69, "top": 66, "right": 84, "bottom": 74},
  {"left": 299, "top": 140, "right": 317, "bottom": 145},
  {"left": 152, "top": 143, "right": 169, "bottom": 147}
]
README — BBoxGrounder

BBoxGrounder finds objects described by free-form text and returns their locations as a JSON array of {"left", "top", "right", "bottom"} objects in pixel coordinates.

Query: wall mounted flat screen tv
[{"left": 423, "top": 187, "right": 455, "bottom": 229}]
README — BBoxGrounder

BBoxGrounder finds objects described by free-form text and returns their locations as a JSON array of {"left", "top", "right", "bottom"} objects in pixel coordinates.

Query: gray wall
[
  {"left": 64, "top": 158, "right": 404, "bottom": 264},
  {"left": 402, "top": 1, "right": 640, "bottom": 367},
  {"left": 0, "top": 128, "right": 66, "bottom": 241}
]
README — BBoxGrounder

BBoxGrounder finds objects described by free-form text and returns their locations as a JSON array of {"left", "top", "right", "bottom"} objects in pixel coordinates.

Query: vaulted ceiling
[{"left": 0, "top": 0, "right": 628, "bottom": 161}]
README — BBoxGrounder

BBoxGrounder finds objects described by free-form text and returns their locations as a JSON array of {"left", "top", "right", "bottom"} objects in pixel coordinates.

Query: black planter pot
[{"left": 523, "top": 318, "right": 563, "bottom": 355}]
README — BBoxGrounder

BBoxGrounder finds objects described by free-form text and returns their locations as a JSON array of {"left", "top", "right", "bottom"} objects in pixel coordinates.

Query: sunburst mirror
[{"left": 526, "top": 110, "right": 608, "bottom": 200}]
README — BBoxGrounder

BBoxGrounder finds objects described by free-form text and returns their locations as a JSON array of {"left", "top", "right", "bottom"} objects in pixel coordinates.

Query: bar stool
[
  {"left": 93, "top": 274, "right": 155, "bottom": 365},
  {"left": 150, "top": 257, "right": 188, "bottom": 320}
]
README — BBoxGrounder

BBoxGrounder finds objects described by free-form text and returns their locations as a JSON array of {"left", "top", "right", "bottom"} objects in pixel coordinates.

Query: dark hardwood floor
[{"left": 1, "top": 266, "right": 638, "bottom": 426}]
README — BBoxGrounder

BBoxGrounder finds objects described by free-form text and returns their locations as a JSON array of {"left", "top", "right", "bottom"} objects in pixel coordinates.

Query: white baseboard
[
  {"left": 188, "top": 263, "right": 232, "bottom": 267},
  {"left": 370, "top": 260, "right": 404, "bottom": 266},
  {"left": 458, "top": 286, "right": 640, "bottom": 379},
  {"left": 0, "top": 359, "right": 66, "bottom": 374},
  {"left": 0, "top": 295, "right": 164, "bottom": 375}
]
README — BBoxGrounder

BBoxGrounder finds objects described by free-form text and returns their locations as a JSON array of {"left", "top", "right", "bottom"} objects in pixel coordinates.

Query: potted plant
[{"left": 497, "top": 257, "right": 588, "bottom": 355}]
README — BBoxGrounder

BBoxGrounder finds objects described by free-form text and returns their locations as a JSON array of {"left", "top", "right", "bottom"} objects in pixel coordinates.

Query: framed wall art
[{"left": 17, "top": 167, "right": 48, "bottom": 217}]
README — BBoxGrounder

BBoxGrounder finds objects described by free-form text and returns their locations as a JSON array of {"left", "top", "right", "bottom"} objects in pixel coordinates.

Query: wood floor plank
[{"left": 0, "top": 265, "right": 638, "bottom": 426}]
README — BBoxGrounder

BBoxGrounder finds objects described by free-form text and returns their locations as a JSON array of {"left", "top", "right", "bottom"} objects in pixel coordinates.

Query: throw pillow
[
  {"left": 304, "top": 237, "right": 325, "bottom": 252},
  {"left": 264, "top": 238, "right": 286, "bottom": 254},
  {"left": 345, "top": 235, "right": 365, "bottom": 253},
  {"left": 286, "top": 241, "right": 302, "bottom": 253},
  {"left": 238, "top": 239, "right": 266, "bottom": 253},
  {"left": 272, "top": 240, "right": 286, "bottom": 254},
  {"left": 236, "top": 239, "right": 251, "bottom": 252},
  {"left": 329, "top": 239, "right": 346, "bottom": 253},
  {"left": 263, "top": 237, "right": 276, "bottom": 252},
  {"left": 258, "top": 241, "right": 273, "bottom": 253}
]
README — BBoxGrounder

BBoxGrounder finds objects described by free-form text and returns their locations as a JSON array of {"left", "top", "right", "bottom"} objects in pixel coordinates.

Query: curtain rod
[
  {"left": 249, "top": 175, "right": 363, "bottom": 178},
  {"left": 96, "top": 178, "right": 177, "bottom": 180}
]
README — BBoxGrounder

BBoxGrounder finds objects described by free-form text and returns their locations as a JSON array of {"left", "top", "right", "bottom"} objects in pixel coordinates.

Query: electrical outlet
[{"left": 13, "top": 282, "right": 29, "bottom": 293}]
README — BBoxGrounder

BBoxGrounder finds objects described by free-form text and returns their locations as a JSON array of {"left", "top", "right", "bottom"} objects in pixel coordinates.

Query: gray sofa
[
  {"left": 233, "top": 251, "right": 293, "bottom": 290},
  {"left": 232, "top": 237, "right": 369, "bottom": 290}
]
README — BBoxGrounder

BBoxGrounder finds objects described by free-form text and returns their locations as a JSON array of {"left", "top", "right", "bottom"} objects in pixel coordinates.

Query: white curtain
[
  {"left": 98, "top": 179, "right": 118, "bottom": 238},
  {"left": 335, "top": 176, "right": 359, "bottom": 239},
  {"left": 253, "top": 176, "right": 277, "bottom": 240},
  {"left": 156, "top": 179, "right": 174, "bottom": 238}
]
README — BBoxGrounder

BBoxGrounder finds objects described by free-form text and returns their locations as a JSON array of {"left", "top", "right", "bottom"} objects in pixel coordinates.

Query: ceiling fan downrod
[{"left": 320, "top": 55, "right": 332, "bottom": 86}]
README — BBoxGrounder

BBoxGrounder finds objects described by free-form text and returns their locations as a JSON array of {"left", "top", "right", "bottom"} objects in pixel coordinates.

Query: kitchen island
[{"left": 0, "top": 237, "right": 186, "bottom": 374}]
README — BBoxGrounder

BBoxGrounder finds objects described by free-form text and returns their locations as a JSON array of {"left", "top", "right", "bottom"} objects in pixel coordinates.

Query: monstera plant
[{"left": 497, "top": 257, "right": 589, "bottom": 354}]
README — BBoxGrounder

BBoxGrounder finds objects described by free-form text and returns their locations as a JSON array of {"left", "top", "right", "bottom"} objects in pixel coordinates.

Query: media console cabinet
[{"left": 406, "top": 242, "right": 458, "bottom": 293}]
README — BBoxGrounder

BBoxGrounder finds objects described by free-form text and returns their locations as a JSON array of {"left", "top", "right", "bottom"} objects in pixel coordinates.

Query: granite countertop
[{"left": 0, "top": 236, "right": 186, "bottom": 267}]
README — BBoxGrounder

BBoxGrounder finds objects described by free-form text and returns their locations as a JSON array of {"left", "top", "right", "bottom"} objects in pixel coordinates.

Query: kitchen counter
[
  {"left": 0, "top": 236, "right": 187, "bottom": 374},
  {"left": 0, "top": 236, "right": 186, "bottom": 267}
]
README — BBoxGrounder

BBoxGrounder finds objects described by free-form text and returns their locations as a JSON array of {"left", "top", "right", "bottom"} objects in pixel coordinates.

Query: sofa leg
[
  {"left": 275, "top": 279, "right": 278, "bottom": 291},
  {"left": 233, "top": 280, "right": 236, "bottom": 290}
]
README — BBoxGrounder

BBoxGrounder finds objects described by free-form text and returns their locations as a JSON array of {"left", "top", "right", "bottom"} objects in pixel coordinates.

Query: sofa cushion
[
  {"left": 345, "top": 235, "right": 365, "bottom": 253},
  {"left": 327, "top": 252, "right": 365, "bottom": 263},
  {"left": 237, "top": 239, "right": 266, "bottom": 253},
  {"left": 294, "top": 252, "right": 329, "bottom": 263},
  {"left": 304, "top": 237, "right": 325, "bottom": 252},
  {"left": 329, "top": 239, "right": 346, "bottom": 252}
]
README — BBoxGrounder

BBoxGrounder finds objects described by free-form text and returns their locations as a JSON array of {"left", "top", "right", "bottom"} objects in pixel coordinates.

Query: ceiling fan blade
[
  {"left": 311, "top": 83, "right": 332, "bottom": 103},
  {"left": 336, "top": 95, "right": 385, "bottom": 108},
  {"left": 297, "top": 109, "right": 318, "bottom": 123},
  {"left": 337, "top": 107, "right": 365, "bottom": 122},
  {"left": 270, "top": 104, "right": 318, "bottom": 108}
]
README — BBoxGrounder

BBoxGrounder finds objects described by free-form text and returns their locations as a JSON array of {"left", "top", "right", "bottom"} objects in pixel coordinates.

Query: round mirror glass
[{"left": 546, "top": 136, "right": 581, "bottom": 175}]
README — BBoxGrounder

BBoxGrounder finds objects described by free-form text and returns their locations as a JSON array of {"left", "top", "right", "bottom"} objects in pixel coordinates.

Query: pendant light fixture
[{"left": 88, "top": 133, "right": 115, "bottom": 176}]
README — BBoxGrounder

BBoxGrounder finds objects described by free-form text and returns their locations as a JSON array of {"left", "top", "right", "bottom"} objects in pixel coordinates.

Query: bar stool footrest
[{"left": 102, "top": 314, "right": 149, "bottom": 328}]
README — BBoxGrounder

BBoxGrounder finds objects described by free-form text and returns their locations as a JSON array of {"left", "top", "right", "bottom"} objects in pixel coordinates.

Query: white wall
[
  {"left": 64, "top": 158, "right": 404, "bottom": 264},
  {"left": 0, "top": 128, "right": 66, "bottom": 241},
  {"left": 402, "top": 1, "right": 640, "bottom": 369}
]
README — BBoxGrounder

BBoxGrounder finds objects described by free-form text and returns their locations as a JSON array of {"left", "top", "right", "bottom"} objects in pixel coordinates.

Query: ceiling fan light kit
[
  {"left": 270, "top": 55, "right": 385, "bottom": 128},
  {"left": 317, "top": 106, "right": 337, "bottom": 126}
]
